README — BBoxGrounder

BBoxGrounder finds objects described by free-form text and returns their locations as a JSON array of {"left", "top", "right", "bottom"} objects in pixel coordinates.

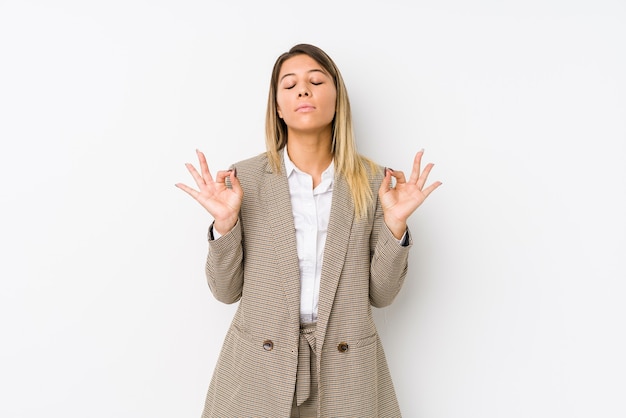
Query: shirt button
[
  {"left": 337, "top": 342, "right": 349, "bottom": 353},
  {"left": 263, "top": 340, "right": 274, "bottom": 351}
]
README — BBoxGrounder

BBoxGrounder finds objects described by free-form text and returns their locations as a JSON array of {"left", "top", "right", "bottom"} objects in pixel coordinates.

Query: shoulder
[
  {"left": 231, "top": 153, "right": 270, "bottom": 178},
  {"left": 358, "top": 154, "right": 385, "bottom": 185},
  {"left": 228, "top": 153, "right": 275, "bottom": 195}
]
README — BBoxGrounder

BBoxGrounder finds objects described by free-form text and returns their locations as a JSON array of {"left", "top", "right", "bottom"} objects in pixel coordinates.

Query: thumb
[
  {"left": 379, "top": 168, "right": 392, "bottom": 198},
  {"left": 228, "top": 168, "right": 244, "bottom": 197}
]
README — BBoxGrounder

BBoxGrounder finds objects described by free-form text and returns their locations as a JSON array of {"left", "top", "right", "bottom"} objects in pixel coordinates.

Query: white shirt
[{"left": 284, "top": 148, "right": 334, "bottom": 324}]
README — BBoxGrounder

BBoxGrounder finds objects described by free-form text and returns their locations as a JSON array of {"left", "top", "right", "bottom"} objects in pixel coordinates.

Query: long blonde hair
[{"left": 265, "top": 44, "right": 376, "bottom": 218}]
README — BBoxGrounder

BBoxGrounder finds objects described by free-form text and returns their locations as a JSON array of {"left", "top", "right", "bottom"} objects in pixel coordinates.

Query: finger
[
  {"left": 390, "top": 169, "right": 407, "bottom": 184},
  {"left": 175, "top": 182, "right": 200, "bottom": 200},
  {"left": 416, "top": 163, "right": 435, "bottom": 190},
  {"left": 214, "top": 170, "right": 234, "bottom": 185},
  {"left": 407, "top": 150, "right": 424, "bottom": 184},
  {"left": 227, "top": 169, "right": 244, "bottom": 196},
  {"left": 421, "top": 181, "right": 443, "bottom": 198},
  {"left": 196, "top": 149, "right": 214, "bottom": 183},
  {"left": 185, "top": 163, "right": 208, "bottom": 188},
  {"left": 379, "top": 167, "right": 393, "bottom": 196}
]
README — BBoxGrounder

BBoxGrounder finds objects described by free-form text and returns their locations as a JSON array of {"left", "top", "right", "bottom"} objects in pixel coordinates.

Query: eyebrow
[{"left": 279, "top": 68, "right": 327, "bottom": 83}]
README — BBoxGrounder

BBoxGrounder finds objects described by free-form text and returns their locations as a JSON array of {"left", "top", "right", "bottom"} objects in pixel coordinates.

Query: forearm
[
  {"left": 369, "top": 222, "right": 411, "bottom": 307},
  {"left": 369, "top": 188, "right": 412, "bottom": 307},
  {"left": 205, "top": 219, "right": 244, "bottom": 304}
]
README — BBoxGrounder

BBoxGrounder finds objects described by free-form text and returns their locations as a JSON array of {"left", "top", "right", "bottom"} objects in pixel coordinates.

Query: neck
[{"left": 286, "top": 130, "right": 333, "bottom": 188}]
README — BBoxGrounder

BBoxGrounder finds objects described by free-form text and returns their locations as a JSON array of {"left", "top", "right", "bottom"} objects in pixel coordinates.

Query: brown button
[
  {"left": 263, "top": 340, "right": 274, "bottom": 351},
  {"left": 337, "top": 342, "right": 349, "bottom": 353}
]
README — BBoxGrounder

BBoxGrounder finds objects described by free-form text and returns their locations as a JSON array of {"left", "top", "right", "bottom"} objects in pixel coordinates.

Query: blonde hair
[{"left": 265, "top": 44, "right": 377, "bottom": 218}]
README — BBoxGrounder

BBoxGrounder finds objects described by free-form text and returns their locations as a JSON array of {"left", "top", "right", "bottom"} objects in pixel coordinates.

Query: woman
[{"left": 176, "top": 44, "right": 441, "bottom": 418}]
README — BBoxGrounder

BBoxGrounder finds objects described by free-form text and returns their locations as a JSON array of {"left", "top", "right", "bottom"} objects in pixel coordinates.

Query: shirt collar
[
  {"left": 283, "top": 146, "right": 297, "bottom": 177},
  {"left": 283, "top": 146, "right": 335, "bottom": 181}
]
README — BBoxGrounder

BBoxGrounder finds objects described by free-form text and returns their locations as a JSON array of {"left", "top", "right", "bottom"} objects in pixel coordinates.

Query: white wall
[{"left": 1, "top": 1, "right": 624, "bottom": 416}]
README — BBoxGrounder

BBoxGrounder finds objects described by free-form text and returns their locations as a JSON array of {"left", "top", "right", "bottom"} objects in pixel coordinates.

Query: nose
[{"left": 298, "top": 85, "right": 310, "bottom": 97}]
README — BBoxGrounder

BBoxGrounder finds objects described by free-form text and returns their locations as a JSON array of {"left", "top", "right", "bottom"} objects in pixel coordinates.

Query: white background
[{"left": 1, "top": 0, "right": 625, "bottom": 417}]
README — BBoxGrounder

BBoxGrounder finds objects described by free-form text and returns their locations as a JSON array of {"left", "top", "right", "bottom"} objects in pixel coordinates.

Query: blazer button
[
  {"left": 337, "top": 342, "right": 349, "bottom": 353},
  {"left": 263, "top": 340, "right": 274, "bottom": 351}
]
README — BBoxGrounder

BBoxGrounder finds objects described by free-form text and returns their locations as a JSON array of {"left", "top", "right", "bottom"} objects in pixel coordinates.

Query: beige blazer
[{"left": 201, "top": 153, "right": 411, "bottom": 418}]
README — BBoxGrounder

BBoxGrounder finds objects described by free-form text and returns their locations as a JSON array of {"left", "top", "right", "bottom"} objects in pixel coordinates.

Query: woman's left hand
[{"left": 379, "top": 150, "right": 442, "bottom": 239}]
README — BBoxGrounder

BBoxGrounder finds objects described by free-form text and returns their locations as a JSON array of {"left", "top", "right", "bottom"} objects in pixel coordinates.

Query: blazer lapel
[
  {"left": 261, "top": 157, "right": 302, "bottom": 331},
  {"left": 315, "top": 174, "right": 354, "bottom": 349}
]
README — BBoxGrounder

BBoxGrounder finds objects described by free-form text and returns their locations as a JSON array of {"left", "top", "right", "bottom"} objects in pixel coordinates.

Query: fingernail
[{"left": 233, "top": 168, "right": 238, "bottom": 177}]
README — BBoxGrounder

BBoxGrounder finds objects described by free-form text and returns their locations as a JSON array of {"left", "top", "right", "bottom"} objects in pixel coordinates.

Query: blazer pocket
[
  {"left": 230, "top": 323, "right": 292, "bottom": 354},
  {"left": 324, "top": 333, "right": 379, "bottom": 353},
  {"left": 353, "top": 333, "right": 378, "bottom": 348}
]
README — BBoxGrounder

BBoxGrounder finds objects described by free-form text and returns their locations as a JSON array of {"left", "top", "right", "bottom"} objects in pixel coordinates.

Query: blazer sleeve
[
  {"left": 205, "top": 219, "right": 244, "bottom": 304},
  {"left": 369, "top": 189, "right": 413, "bottom": 308}
]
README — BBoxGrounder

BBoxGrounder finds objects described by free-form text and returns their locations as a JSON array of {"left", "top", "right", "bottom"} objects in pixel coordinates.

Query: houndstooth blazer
[{"left": 201, "top": 152, "right": 411, "bottom": 418}]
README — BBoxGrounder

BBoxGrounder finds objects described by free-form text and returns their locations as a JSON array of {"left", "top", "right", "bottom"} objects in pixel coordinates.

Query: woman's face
[{"left": 276, "top": 54, "right": 337, "bottom": 137}]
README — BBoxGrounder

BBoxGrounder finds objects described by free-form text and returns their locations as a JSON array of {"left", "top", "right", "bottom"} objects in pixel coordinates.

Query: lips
[{"left": 296, "top": 103, "right": 315, "bottom": 112}]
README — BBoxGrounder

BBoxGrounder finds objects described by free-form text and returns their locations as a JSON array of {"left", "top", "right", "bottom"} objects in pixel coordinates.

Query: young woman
[{"left": 176, "top": 44, "right": 441, "bottom": 418}]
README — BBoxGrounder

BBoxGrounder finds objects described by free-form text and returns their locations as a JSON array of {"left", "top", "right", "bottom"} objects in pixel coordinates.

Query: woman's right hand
[{"left": 175, "top": 149, "right": 243, "bottom": 235}]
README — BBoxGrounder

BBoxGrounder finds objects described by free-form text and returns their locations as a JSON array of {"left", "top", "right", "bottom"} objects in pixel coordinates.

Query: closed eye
[{"left": 283, "top": 81, "right": 323, "bottom": 89}]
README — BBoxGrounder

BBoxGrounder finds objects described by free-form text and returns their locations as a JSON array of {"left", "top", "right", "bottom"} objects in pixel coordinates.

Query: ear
[{"left": 277, "top": 107, "right": 283, "bottom": 119}]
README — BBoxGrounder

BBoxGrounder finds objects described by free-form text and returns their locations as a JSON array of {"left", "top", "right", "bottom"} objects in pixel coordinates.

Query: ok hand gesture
[
  {"left": 379, "top": 150, "right": 442, "bottom": 239},
  {"left": 176, "top": 150, "right": 243, "bottom": 235}
]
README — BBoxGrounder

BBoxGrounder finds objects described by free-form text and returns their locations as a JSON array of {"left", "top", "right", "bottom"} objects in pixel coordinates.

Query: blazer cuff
[
  {"left": 208, "top": 219, "right": 241, "bottom": 245},
  {"left": 382, "top": 223, "right": 412, "bottom": 249},
  {"left": 398, "top": 230, "right": 410, "bottom": 247}
]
